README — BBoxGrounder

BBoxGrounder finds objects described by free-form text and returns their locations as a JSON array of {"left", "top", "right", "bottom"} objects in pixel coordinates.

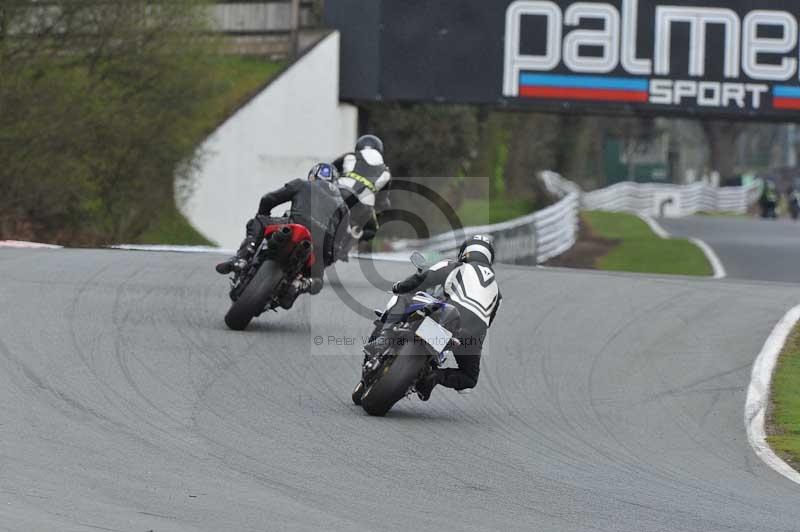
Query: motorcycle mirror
[{"left": 410, "top": 251, "right": 427, "bottom": 271}]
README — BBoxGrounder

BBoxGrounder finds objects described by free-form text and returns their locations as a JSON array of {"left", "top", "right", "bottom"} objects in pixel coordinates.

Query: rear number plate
[{"left": 415, "top": 317, "right": 452, "bottom": 354}]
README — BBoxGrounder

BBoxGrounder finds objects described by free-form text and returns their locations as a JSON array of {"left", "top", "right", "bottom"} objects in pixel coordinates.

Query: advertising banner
[{"left": 327, "top": 0, "right": 800, "bottom": 119}]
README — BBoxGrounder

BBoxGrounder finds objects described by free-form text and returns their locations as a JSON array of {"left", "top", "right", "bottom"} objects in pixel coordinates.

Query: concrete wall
[{"left": 182, "top": 32, "right": 358, "bottom": 248}]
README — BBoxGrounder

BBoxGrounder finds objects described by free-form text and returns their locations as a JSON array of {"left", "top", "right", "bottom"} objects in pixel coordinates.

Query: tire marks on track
[{"left": 2, "top": 250, "right": 800, "bottom": 531}]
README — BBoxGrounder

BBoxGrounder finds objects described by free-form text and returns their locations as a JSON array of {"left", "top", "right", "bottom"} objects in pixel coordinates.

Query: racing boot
[
  {"left": 278, "top": 281, "right": 301, "bottom": 310},
  {"left": 416, "top": 369, "right": 442, "bottom": 401},
  {"left": 278, "top": 277, "right": 323, "bottom": 310},
  {"left": 216, "top": 238, "right": 257, "bottom": 274},
  {"left": 305, "top": 276, "right": 324, "bottom": 295}
]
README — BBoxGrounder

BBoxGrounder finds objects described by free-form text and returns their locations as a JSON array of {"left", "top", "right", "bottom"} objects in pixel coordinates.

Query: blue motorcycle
[{"left": 356, "top": 253, "right": 461, "bottom": 416}]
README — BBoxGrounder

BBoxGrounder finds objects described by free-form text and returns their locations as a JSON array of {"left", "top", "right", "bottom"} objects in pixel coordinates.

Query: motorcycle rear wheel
[
  {"left": 224, "top": 261, "right": 284, "bottom": 331},
  {"left": 361, "top": 343, "right": 427, "bottom": 416}
]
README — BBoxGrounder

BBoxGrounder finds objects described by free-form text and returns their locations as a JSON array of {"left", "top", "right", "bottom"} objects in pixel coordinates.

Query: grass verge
[
  {"left": 137, "top": 56, "right": 283, "bottom": 245},
  {"left": 768, "top": 323, "right": 800, "bottom": 470},
  {"left": 456, "top": 198, "right": 538, "bottom": 226},
  {"left": 201, "top": 56, "right": 285, "bottom": 133},
  {"left": 583, "top": 211, "right": 713, "bottom": 276},
  {"left": 135, "top": 206, "right": 214, "bottom": 246}
]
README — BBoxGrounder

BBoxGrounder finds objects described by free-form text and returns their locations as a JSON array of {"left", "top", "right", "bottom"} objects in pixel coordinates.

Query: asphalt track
[
  {"left": 659, "top": 216, "right": 800, "bottom": 283},
  {"left": 1, "top": 248, "right": 800, "bottom": 532}
]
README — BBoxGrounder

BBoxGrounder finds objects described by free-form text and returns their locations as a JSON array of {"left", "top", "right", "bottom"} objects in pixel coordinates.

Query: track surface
[
  {"left": 1, "top": 248, "right": 800, "bottom": 531},
  {"left": 659, "top": 216, "right": 800, "bottom": 283}
]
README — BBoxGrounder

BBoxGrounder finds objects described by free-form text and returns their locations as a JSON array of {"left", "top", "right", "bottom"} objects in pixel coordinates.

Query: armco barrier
[
  {"left": 582, "top": 180, "right": 760, "bottom": 217},
  {"left": 387, "top": 172, "right": 759, "bottom": 265}
]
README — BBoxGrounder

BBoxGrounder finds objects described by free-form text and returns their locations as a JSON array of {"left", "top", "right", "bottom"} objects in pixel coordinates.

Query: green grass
[
  {"left": 135, "top": 205, "right": 215, "bottom": 246},
  {"left": 768, "top": 324, "right": 800, "bottom": 469},
  {"left": 201, "top": 56, "right": 284, "bottom": 132},
  {"left": 584, "top": 210, "right": 713, "bottom": 276},
  {"left": 137, "top": 56, "right": 283, "bottom": 246},
  {"left": 456, "top": 198, "right": 537, "bottom": 226}
]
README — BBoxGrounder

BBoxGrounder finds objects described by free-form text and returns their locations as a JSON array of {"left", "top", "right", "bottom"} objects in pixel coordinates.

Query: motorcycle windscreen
[{"left": 415, "top": 317, "right": 452, "bottom": 354}]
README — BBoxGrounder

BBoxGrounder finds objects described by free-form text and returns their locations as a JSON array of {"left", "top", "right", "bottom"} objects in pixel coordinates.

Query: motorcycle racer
[
  {"left": 353, "top": 235, "right": 502, "bottom": 404},
  {"left": 333, "top": 135, "right": 391, "bottom": 246},
  {"left": 216, "top": 163, "right": 350, "bottom": 308}
]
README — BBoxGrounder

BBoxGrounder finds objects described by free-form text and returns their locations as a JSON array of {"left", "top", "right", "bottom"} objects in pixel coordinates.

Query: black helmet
[
  {"left": 458, "top": 235, "right": 495, "bottom": 265},
  {"left": 355, "top": 134, "right": 384, "bottom": 154},
  {"left": 308, "top": 163, "right": 337, "bottom": 182}
]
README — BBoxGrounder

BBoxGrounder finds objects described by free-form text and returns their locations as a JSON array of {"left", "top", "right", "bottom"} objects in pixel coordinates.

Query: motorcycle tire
[
  {"left": 224, "top": 261, "right": 283, "bottom": 331},
  {"left": 361, "top": 343, "right": 427, "bottom": 417}
]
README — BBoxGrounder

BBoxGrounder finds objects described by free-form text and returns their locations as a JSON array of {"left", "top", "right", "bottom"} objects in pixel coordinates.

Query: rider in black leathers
[
  {"left": 216, "top": 163, "right": 350, "bottom": 306},
  {"left": 760, "top": 180, "right": 779, "bottom": 219},
  {"left": 353, "top": 235, "right": 502, "bottom": 404},
  {"left": 333, "top": 135, "right": 391, "bottom": 246}
]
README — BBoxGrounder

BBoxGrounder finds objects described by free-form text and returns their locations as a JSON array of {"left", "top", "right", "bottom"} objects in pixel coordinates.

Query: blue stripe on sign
[
  {"left": 774, "top": 85, "right": 800, "bottom": 98},
  {"left": 519, "top": 73, "right": 648, "bottom": 91}
]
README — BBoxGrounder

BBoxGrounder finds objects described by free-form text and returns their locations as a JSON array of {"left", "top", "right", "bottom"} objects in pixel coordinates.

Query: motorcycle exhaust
[
  {"left": 287, "top": 239, "right": 312, "bottom": 269},
  {"left": 268, "top": 226, "right": 292, "bottom": 249},
  {"left": 293, "top": 240, "right": 312, "bottom": 260}
]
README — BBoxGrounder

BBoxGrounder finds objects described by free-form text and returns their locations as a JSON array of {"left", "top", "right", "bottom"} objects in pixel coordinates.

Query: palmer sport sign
[
  {"left": 504, "top": 0, "right": 800, "bottom": 113},
  {"left": 327, "top": 0, "right": 800, "bottom": 118}
]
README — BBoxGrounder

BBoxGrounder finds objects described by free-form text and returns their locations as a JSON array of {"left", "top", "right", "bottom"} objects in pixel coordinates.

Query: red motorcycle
[{"left": 224, "top": 223, "right": 314, "bottom": 331}]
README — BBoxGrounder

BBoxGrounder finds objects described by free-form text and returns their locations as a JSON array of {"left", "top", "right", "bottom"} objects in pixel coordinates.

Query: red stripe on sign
[
  {"left": 519, "top": 86, "right": 649, "bottom": 102},
  {"left": 773, "top": 98, "right": 800, "bottom": 110}
]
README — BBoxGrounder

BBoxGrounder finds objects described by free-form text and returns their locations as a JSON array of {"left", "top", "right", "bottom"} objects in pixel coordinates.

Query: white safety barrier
[
  {"left": 582, "top": 180, "right": 760, "bottom": 217},
  {"left": 385, "top": 171, "right": 760, "bottom": 265},
  {"left": 540, "top": 169, "right": 582, "bottom": 198},
  {"left": 390, "top": 172, "right": 580, "bottom": 264}
]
